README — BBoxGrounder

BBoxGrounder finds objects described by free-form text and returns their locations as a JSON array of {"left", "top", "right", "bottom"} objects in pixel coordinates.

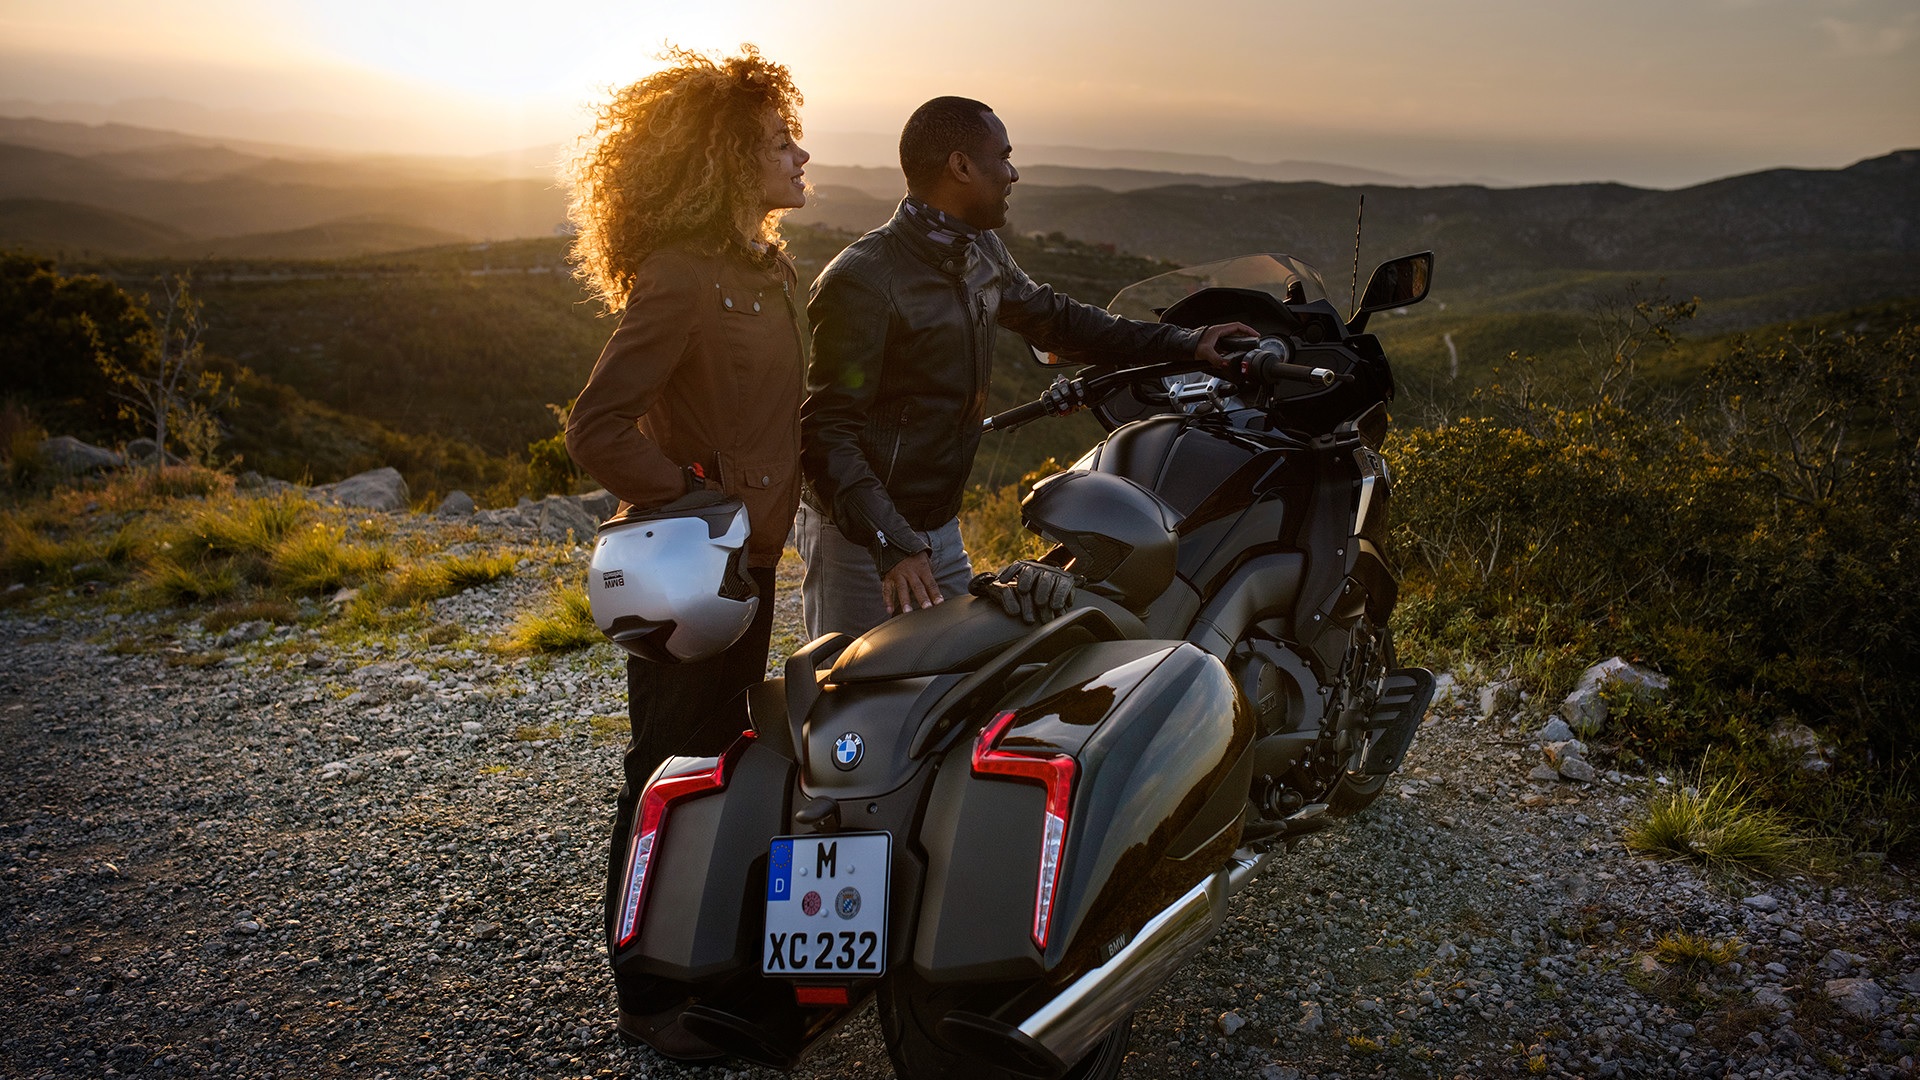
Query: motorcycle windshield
[{"left": 1107, "top": 254, "right": 1332, "bottom": 322}]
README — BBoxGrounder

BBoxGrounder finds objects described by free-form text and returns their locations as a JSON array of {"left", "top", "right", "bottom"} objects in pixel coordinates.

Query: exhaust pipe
[{"left": 1012, "top": 849, "right": 1268, "bottom": 1068}]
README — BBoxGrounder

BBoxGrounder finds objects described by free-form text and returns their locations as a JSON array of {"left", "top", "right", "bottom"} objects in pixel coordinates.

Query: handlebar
[
  {"left": 1219, "top": 336, "right": 1337, "bottom": 387},
  {"left": 983, "top": 358, "right": 1217, "bottom": 432},
  {"left": 983, "top": 337, "right": 1345, "bottom": 432}
]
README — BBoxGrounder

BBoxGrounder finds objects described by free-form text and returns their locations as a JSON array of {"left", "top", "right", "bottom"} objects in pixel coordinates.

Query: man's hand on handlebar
[
  {"left": 1196, "top": 322, "right": 1262, "bottom": 367},
  {"left": 1043, "top": 375, "right": 1086, "bottom": 416}
]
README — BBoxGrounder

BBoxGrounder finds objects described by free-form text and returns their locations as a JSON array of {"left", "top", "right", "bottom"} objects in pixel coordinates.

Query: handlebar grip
[
  {"left": 982, "top": 397, "right": 1054, "bottom": 432},
  {"left": 1253, "top": 353, "right": 1338, "bottom": 387}
]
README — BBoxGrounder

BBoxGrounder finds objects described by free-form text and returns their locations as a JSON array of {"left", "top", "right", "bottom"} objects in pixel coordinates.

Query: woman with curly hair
[{"left": 562, "top": 46, "right": 808, "bottom": 1061}]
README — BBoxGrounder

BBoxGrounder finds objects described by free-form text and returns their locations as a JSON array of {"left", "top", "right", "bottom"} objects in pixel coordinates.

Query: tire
[
  {"left": 877, "top": 976, "right": 1132, "bottom": 1080},
  {"left": 1324, "top": 770, "right": 1387, "bottom": 817}
]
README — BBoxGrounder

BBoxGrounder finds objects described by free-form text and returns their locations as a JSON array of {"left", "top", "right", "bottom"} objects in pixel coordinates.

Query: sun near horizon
[{"left": 0, "top": 0, "right": 1916, "bottom": 188}]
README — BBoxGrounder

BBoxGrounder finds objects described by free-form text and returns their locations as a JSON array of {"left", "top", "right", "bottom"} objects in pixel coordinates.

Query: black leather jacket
[{"left": 802, "top": 202, "right": 1201, "bottom": 572}]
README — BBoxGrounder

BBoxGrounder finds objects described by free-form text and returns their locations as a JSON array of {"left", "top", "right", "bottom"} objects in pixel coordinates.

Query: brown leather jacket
[{"left": 565, "top": 245, "right": 807, "bottom": 568}]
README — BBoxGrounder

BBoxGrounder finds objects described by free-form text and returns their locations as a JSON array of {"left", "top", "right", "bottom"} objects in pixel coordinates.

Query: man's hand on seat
[
  {"left": 882, "top": 550, "right": 942, "bottom": 616},
  {"left": 970, "top": 560, "right": 1076, "bottom": 624}
]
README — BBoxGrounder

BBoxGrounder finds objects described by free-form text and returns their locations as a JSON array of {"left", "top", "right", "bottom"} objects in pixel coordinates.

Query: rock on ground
[
  {"left": 310, "top": 466, "right": 410, "bottom": 512},
  {"left": 36, "top": 436, "right": 123, "bottom": 473}
]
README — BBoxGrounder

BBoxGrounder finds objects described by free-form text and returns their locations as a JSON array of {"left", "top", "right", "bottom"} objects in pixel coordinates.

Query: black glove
[
  {"left": 1043, "top": 375, "right": 1087, "bottom": 415},
  {"left": 969, "top": 560, "right": 1076, "bottom": 624}
]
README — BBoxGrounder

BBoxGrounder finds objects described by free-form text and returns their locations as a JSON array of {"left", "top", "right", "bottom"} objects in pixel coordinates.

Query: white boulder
[
  {"left": 312, "top": 467, "right": 410, "bottom": 512},
  {"left": 1558, "top": 656, "right": 1671, "bottom": 734}
]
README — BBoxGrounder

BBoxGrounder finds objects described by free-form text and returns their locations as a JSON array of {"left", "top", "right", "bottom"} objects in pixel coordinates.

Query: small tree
[
  {"left": 95, "top": 274, "right": 229, "bottom": 469},
  {"left": 526, "top": 398, "right": 579, "bottom": 495}
]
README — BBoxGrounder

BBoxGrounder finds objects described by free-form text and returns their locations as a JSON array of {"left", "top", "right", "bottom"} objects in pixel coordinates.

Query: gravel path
[{"left": 2, "top": 523, "right": 1915, "bottom": 1079}]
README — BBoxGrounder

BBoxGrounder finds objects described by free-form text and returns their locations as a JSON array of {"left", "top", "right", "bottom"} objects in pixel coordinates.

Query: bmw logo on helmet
[{"left": 833, "top": 732, "right": 864, "bottom": 771}]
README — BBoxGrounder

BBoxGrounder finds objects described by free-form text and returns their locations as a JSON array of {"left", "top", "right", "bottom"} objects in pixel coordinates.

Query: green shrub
[
  {"left": 526, "top": 400, "right": 579, "bottom": 496},
  {"left": 958, "top": 458, "right": 1064, "bottom": 570},
  {"left": 1388, "top": 308, "right": 1919, "bottom": 853},
  {"left": 1, "top": 402, "right": 49, "bottom": 490}
]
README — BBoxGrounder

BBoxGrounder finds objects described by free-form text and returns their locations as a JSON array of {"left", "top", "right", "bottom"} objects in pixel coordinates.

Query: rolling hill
[
  {"left": 3, "top": 116, "right": 1912, "bottom": 326},
  {"left": 5, "top": 117, "right": 1915, "bottom": 491},
  {"left": 0, "top": 143, "right": 567, "bottom": 246},
  {"left": 0, "top": 198, "right": 191, "bottom": 256}
]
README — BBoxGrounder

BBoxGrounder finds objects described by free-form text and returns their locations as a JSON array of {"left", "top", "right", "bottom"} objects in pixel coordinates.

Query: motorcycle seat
[{"left": 828, "top": 595, "right": 1146, "bottom": 685}]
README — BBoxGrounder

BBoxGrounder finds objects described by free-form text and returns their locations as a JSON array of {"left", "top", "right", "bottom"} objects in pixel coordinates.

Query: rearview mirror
[{"left": 1354, "top": 251, "right": 1434, "bottom": 318}]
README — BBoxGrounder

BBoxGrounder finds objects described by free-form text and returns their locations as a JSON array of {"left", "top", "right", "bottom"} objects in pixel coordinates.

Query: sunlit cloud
[
  {"left": 0, "top": 0, "right": 1913, "bottom": 186},
  {"left": 1818, "top": 13, "right": 1917, "bottom": 56}
]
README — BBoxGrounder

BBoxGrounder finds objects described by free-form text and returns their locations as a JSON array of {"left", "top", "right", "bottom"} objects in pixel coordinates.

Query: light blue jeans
[{"left": 795, "top": 503, "right": 975, "bottom": 642}]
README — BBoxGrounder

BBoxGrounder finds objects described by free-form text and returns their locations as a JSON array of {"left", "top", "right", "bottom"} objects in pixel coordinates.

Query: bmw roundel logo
[{"left": 833, "top": 732, "right": 864, "bottom": 771}]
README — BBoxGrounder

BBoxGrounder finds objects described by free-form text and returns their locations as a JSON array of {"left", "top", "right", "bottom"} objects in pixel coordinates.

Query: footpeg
[{"left": 1358, "top": 667, "right": 1435, "bottom": 775}]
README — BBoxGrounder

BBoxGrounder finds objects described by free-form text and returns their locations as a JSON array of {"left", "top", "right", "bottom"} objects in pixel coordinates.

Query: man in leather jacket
[{"left": 798, "top": 95, "right": 1251, "bottom": 639}]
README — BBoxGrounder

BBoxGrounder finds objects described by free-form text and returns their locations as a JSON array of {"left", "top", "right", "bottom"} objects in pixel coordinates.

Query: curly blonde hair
[{"left": 568, "top": 45, "right": 804, "bottom": 313}]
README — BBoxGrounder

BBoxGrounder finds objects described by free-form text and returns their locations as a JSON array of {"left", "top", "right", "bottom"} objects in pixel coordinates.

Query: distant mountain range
[
  {"left": 796, "top": 152, "right": 1920, "bottom": 327},
  {"left": 1, "top": 116, "right": 1914, "bottom": 328}
]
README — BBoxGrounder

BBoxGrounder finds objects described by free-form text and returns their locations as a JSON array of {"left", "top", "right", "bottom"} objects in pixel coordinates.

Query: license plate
[{"left": 763, "top": 832, "right": 889, "bottom": 976}]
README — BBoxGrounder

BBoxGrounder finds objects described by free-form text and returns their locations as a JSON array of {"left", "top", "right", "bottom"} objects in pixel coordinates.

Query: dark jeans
[{"left": 603, "top": 565, "right": 776, "bottom": 1014}]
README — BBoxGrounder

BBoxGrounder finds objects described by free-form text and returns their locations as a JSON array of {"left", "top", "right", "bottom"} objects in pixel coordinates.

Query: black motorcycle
[{"left": 608, "top": 250, "right": 1438, "bottom": 1079}]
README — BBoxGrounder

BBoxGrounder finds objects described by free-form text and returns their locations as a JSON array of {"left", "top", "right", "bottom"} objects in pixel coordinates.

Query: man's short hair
[{"left": 899, "top": 96, "right": 995, "bottom": 191}]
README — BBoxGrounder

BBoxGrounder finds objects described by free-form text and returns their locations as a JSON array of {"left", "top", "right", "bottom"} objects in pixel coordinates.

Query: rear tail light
[
  {"left": 794, "top": 985, "right": 850, "bottom": 1007},
  {"left": 613, "top": 731, "right": 755, "bottom": 948},
  {"left": 971, "top": 710, "right": 1076, "bottom": 948}
]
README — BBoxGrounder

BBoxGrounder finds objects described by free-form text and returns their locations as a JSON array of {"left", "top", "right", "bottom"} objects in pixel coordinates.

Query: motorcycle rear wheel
[{"left": 877, "top": 980, "right": 1132, "bottom": 1080}]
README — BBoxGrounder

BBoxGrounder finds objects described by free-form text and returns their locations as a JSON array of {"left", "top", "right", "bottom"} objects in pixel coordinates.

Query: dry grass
[
  {"left": 138, "top": 465, "right": 235, "bottom": 499},
  {"left": 385, "top": 550, "right": 517, "bottom": 606},
  {"left": 142, "top": 559, "right": 242, "bottom": 605},
  {"left": 270, "top": 525, "right": 393, "bottom": 594},
  {"left": 1651, "top": 931, "right": 1741, "bottom": 973},
  {"left": 1625, "top": 775, "right": 1800, "bottom": 874},
  {"left": 500, "top": 587, "right": 600, "bottom": 654},
  {"left": 168, "top": 491, "right": 309, "bottom": 559},
  {"left": 201, "top": 599, "right": 300, "bottom": 632},
  {"left": 0, "top": 516, "right": 90, "bottom": 583},
  {"left": 958, "top": 481, "right": 1053, "bottom": 570}
]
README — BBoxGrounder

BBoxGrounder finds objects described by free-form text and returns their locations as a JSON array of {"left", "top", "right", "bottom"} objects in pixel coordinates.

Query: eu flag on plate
[{"left": 767, "top": 838, "right": 793, "bottom": 901}]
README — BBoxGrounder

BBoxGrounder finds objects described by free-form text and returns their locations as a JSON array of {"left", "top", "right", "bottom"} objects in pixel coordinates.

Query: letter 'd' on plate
[{"left": 763, "top": 832, "right": 889, "bottom": 976}]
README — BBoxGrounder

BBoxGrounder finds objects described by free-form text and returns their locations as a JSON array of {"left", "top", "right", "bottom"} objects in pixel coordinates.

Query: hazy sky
[{"left": 1, "top": 0, "right": 1915, "bottom": 186}]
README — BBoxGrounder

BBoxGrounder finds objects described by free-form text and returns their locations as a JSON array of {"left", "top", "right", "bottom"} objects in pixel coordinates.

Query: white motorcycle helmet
[{"left": 587, "top": 493, "right": 759, "bottom": 663}]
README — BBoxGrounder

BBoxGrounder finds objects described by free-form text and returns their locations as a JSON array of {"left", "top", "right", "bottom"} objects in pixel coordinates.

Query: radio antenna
[{"left": 1348, "top": 193, "right": 1365, "bottom": 316}]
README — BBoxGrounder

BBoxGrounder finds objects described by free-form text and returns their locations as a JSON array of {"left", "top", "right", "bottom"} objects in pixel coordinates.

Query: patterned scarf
[{"left": 900, "top": 196, "right": 978, "bottom": 258}]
